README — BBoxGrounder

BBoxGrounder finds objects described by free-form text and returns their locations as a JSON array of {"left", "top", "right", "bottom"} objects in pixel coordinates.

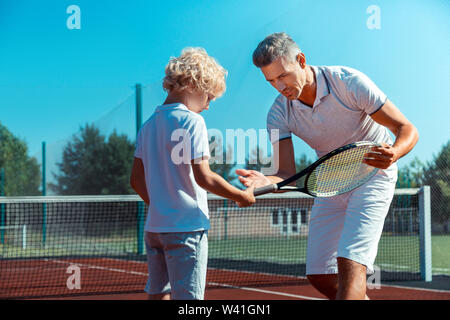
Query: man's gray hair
[{"left": 252, "top": 32, "right": 301, "bottom": 68}]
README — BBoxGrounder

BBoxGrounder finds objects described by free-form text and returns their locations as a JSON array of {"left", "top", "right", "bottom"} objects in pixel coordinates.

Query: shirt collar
[
  {"left": 310, "top": 65, "right": 330, "bottom": 107},
  {"left": 290, "top": 65, "right": 330, "bottom": 110},
  {"left": 155, "top": 103, "right": 188, "bottom": 112}
]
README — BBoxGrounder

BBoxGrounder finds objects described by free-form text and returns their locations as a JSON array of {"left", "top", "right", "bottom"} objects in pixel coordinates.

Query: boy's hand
[{"left": 236, "top": 183, "right": 256, "bottom": 208}]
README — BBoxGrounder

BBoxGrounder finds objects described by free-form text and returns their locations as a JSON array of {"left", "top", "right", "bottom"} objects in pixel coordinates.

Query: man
[
  {"left": 236, "top": 32, "right": 418, "bottom": 300},
  {"left": 131, "top": 47, "right": 255, "bottom": 300}
]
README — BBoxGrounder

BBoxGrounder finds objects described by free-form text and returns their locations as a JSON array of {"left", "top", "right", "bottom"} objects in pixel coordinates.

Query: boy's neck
[
  {"left": 164, "top": 93, "right": 187, "bottom": 106},
  {"left": 163, "top": 90, "right": 201, "bottom": 113}
]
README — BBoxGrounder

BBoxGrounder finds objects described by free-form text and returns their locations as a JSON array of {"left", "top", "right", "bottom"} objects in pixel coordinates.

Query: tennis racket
[{"left": 254, "top": 141, "right": 381, "bottom": 197}]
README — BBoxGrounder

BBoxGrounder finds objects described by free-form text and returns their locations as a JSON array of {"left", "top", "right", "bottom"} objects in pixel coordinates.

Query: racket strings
[{"left": 307, "top": 145, "right": 378, "bottom": 197}]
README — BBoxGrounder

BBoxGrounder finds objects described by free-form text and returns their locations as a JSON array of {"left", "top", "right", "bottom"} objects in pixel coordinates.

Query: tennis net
[{"left": 0, "top": 188, "right": 431, "bottom": 299}]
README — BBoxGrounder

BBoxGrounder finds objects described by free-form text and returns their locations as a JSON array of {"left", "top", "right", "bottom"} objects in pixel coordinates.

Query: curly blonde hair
[{"left": 163, "top": 47, "right": 227, "bottom": 98}]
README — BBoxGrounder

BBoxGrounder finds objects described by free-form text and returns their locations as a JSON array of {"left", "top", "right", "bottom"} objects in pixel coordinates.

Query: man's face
[{"left": 260, "top": 55, "right": 306, "bottom": 100}]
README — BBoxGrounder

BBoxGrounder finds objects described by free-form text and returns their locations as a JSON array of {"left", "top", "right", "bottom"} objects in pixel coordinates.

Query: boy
[{"left": 130, "top": 47, "right": 255, "bottom": 300}]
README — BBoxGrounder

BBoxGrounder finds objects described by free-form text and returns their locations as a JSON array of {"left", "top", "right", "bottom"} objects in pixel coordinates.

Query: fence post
[
  {"left": 419, "top": 185, "right": 432, "bottom": 282},
  {"left": 42, "top": 141, "right": 47, "bottom": 246},
  {"left": 135, "top": 83, "right": 142, "bottom": 139}
]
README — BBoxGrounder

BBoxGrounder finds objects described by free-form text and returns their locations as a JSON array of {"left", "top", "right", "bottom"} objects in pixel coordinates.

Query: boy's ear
[{"left": 185, "top": 85, "right": 196, "bottom": 94}]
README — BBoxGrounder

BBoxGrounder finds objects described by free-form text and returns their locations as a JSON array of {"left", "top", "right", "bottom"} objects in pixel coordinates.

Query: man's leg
[
  {"left": 336, "top": 257, "right": 368, "bottom": 300},
  {"left": 335, "top": 167, "right": 397, "bottom": 300},
  {"left": 306, "top": 196, "right": 347, "bottom": 300},
  {"left": 306, "top": 274, "right": 338, "bottom": 300},
  {"left": 307, "top": 264, "right": 369, "bottom": 300}
]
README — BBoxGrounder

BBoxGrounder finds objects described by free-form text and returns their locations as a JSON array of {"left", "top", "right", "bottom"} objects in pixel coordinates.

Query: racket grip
[{"left": 253, "top": 184, "right": 278, "bottom": 196}]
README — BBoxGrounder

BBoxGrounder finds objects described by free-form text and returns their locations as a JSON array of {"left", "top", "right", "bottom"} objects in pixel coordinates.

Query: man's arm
[
  {"left": 130, "top": 157, "right": 150, "bottom": 205},
  {"left": 366, "top": 99, "right": 419, "bottom": 169},
  {"left": 236, "top": 138, "right": 297, "bottom": 188},
  {"left": 191, "top": 157, "right": 255, "bottom": 207}
]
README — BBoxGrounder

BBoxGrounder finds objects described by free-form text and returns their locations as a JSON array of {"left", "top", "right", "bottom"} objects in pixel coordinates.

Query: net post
[
  {"left": 137, "top": 201, "right": 145, "bottom": 255},
  {"left": 42, "top": 141, "right": 47, "bottom": 246},
  {"left": 419, "top": 185, "right": 432, "bottom": 282},
  {"left": 22, "top": 225, "right": 27, "bottom": 249}
]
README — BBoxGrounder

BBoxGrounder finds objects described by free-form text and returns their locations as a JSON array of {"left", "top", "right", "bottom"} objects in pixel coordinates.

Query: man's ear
[{"left": 296, "top": 52, "right": 306, "bottom": 68}]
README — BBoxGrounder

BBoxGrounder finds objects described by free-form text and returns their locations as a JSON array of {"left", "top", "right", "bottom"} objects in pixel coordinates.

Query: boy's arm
[
  {"left": 191, "top": 157, "right": 255, "bottom": 207},
  {"left": 130, "top": 157, "right": 150, "bottom": 206}
]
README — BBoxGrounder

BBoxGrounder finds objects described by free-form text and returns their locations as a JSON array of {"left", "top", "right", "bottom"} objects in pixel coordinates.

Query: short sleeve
[
  {"left": 266, "top": 97, "right": 292, "bottom": 144},
  {"left": 189, "top": 116, "right": 210, "bottom": 161},
  {"left": 347, "top": 70, "right": 387, "bottom": 115}
]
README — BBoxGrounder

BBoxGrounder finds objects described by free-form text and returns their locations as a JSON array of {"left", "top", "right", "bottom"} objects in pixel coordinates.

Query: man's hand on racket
[
  {"left": 363, "top": 142, "right": 399, "bottom": 169},
  {"left": 236, "top": 169, "right": 272, "bottom": 189}
]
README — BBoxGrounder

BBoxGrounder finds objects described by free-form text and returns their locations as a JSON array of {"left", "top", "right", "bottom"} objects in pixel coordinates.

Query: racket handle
[{"left": 254, "top": 184, "right": 278, "bottom": 196}]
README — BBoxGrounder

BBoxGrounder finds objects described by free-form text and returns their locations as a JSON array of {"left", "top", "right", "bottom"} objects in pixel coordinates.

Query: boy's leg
[
  {"left": 162, "top": 230, "right": 208, "bottom": 300},
  {"left": 144, "top": 232, "right": 172, "bottom": 298},
  {"left": 148, "top": 293, "right": 171, "bottom": 300}
]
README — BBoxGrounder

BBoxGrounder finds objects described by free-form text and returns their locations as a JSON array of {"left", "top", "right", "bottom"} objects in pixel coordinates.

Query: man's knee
[
  {"left": 307, "top": 274, "right": 338, "bottom": 300},
  {"left": 337, "top": 257, "right": 367, "bottom": 280}
]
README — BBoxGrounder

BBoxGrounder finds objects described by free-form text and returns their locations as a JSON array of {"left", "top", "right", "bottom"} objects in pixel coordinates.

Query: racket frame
[{"left": 253, "top": 141, "right": 381, "bottom": 197}]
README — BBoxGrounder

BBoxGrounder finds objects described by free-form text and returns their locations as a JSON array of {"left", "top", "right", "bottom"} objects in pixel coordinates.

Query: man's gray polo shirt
[{"left": 267, "top": 65, "right": 393, "bottom": 158}]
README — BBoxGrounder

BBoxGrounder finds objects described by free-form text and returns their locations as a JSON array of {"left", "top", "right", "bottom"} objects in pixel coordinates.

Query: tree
[
  {"left": 0, "top": 122, "right": 40, "bottom": 196},
  {"left": 396, "top": 157, "right": 424, "bottom": 188},
  {"left": 50, "top": 124, "right": 135, "bottom": 195},
  {"left": 208, "top": 136, "right": 237, "bottom": 185},
  {"left": 244, "top": 146, "right": 272, "bottom": 172},
  {"left": 102, "top": 131, "right": 135, "bottom": 194}
]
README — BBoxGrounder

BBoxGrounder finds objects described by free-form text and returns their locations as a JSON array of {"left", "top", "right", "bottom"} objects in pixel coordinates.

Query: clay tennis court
[{"left": 1, "top": 257, "right": 448, "bottom": 300}]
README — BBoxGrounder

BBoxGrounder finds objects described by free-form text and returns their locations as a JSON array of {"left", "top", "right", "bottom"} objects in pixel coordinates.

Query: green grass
[
  {"left": 210, "top": 234, "right": 450, "bottom": 275},
  {"left": 431, "top": 235, "right": 450, "bottom": 274},
  {"left": 0, "top": 229, "right": 139, "bottom": 258},
  {"left": 375, "top": 235, "right": 420, "bottom": 272}
]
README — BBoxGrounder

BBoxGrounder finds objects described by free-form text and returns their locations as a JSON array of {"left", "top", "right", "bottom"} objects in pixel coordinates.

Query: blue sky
[{"left": 1, "top": 0, "right": 449, "bottom": 178}]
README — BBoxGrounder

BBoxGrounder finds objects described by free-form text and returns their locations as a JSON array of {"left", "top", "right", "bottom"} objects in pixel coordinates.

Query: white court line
[
  {"left": 377, "top": 283, "right": 450, "bottom": 293},
  {"left": 45, "top": 259, "right": 321, "bottom": 299},
  {"left": 44, "top": 259, "right": 148, "bottom": 277},
  {"left": 207, "top": 282, "right": 324, "bottom": 300}
]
